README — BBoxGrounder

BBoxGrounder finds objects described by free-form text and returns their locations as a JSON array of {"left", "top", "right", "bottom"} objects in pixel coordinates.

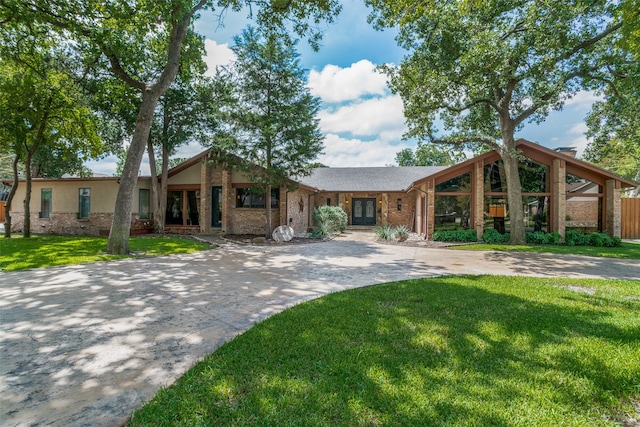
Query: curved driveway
[{"left": 1, "top": 232, "right": 638, "bottom": 426}]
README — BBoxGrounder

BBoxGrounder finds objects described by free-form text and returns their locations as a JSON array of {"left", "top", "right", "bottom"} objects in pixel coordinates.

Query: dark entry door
[
  {"left": 352, "top": 198, "right": 376, "bottom": 226},
  {"left": 212, "top": 186, "right": 222, "bottom": 228}
]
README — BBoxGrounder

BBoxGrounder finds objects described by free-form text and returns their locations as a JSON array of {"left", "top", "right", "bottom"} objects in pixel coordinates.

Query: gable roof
[
  {"left": 410, "top": 139, "right": 638, "bottom": 189},
  {"left": 298, "top": 166, "right": 447, "bottom": 192}
]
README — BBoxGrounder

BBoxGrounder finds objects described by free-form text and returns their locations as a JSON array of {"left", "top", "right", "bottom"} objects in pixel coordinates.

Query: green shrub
[
  {"left": 546, "top": 232, "right": 562, "bottom": 245},
  {"left": 565, "top": 229, "right": 588, "bottom": 246},
  {"left": 375, "top": 225, "right": 396, "bottom": 241},
  {"left": 564, "top": 230, "right": 621, "bottom": 247},
  {"left": 526, "top": 231, "right": 546, "bottom": 245},
  {"left": 395, "top": 225, "right": 410, "bottom": 242},
  {"left": 526, "top": 231, "right": 562, "bottom": 245},
  {"left": 310, "top": 222, "right": 331, "bottom": 239},
  {"left": 312, "top": 206, "right": 347, "bottom": 238},
  {"left": 432, "top": 229, "right": 478, "bottom": 242},
  {"left": 482, "top": 228, "right": 510, "bottom": 244}
]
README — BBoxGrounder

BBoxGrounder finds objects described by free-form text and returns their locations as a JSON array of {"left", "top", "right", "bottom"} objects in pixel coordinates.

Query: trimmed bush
[
  {"left": 432, "top": 229, "right": 478, "bottom": 242},
  {"left": 312, "top": 206, "right": 347, "bottom": 238},
  {"left": 526, "top": 231, "right": 561, "bottom": 245},
  {"left": 482, "top": 228, "right": 510, "bottom": 244},
  {"left": 565, "top": 230, "right": 620, "bottom": 247}
]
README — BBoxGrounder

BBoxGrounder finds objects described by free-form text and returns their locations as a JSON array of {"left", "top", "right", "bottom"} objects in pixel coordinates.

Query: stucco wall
[
  {"left": 168, "top": 164, "right": 201, "bottom": 185},
  {"left": 8, "top": 178, "right": 152, "bottom": 235}
]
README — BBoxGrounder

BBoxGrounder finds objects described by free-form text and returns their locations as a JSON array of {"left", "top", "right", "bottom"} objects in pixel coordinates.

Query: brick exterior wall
[
  {"left": 229, "top": 208, "right": 281, "bottom": 235},
  {"left": 387, "top": 192, "right": 417, "bottom": 229},
  {"left": 286, "top": 188, "right": 312, "bottom": 234},
  {"left": 10, "top": 212, "right": 151, "bottom": 236},
  {"left": 310, "top": 191, "right": 417, "bottom": 229},
  {"left": 566, "top": 200, "right": 599, "bottom": 228}
]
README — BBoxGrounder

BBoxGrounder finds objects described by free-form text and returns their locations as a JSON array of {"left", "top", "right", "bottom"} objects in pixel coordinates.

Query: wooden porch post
[
  {"left": 473, "top": 160, "right": 484, "bottom": 240},
  {"left": 221, "top": 169, "right": 232, "bottom": 234},
  {"left": 605, "top": 179, "right": 621, "bottom": 238},
  {"left": 200, "top": 158, "right": 211, "bottom": 233},
  {"left": 426, "top": 179, "right": 435, "bottom": 239}
]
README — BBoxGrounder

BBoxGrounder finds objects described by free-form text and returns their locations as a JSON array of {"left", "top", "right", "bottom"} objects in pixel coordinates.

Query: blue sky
[{"left": 87, "top": 1, "right": 598, "bottom": 175}]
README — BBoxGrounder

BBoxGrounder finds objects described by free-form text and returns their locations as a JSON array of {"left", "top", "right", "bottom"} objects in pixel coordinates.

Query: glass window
[
  {"left": 519, "top": 159, "right": 547, "bottom": 193},
  {"left": 524, "top": 196, "right": 548, "bottom": 233},
  {"left": 434, "top": 195, "right": 471, "bottom": 231},
  {"left": 236, "top": 187, "right": 280, "bottom": 209},
  {"left": 40, "top": 188, "right": 52, "bottom": 218},
  {"left": 186, "top": 190, "right": 200, "bottom": 226},
  {"left": 484, "top": 159, "right": 548, "bottom": 193},
  {"left": 436, "top": 172, "right": 471, "bottom": 192},
  {"left": 167, "top": 191, "right": 183, "bottom": 225},
  {"left": 139, "top": 189, "right": 150, "bottom": 219},
  {"left": 485, "top": 197, "right": 509, "bottom": 233},
  {"left": 78, "top": 188, "right": 90, "bottom": 219}
]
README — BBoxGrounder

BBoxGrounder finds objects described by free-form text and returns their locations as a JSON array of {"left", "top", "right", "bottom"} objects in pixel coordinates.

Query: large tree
[
  {"left": 6, "top": 0, "right": 340, "bottom": 253},
  {"left": 367, "top": 0, "right": 627, "bottom": 244},
  {"left": 395, "top": 142, "right": 465, "bottom": 166},
  {"left": 146, "top": 74, "right": 231, "bottom": 233},
  {"left": 214, "top": 27, "right": 324, "bottom": 238},
  {"left": 584, "top": 0, "right": 639, "bottom": 192},
  {"left": 0, "top": 32, "right": 102, "bottom": 238}
]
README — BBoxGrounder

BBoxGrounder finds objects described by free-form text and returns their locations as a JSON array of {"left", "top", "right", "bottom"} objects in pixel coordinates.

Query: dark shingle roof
[{"left": 298, "top": 166, "right": 447, "bottom": 192}]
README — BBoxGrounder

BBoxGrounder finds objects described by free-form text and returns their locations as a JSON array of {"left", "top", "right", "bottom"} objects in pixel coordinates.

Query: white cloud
[
  {"left": 203, "top": 39, "right": 235, "bottom": 76},
  {"left": 175, "top": 141, "right": 208, "bottom": 159},
  {"left": 318, "top": 134, "right": 411, "bottom": 167},
  {"left": 564, "top": 90, "right": 602, "bottom": 107},
  {"left": 308, "top": 60, "right": 389, "bottom": 103},
  {"left": 566, "top": 122, "right": 590, "bottom": 157},
  {"left": 318, "top": 95, "right": 406, "bottom": 140}
]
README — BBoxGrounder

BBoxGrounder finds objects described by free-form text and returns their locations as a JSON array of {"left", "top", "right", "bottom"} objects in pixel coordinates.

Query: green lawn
[
  {"left": 454, "top": 241, "right": 640, "bottom": 259},
  {"left": 129, "top": 276, "right": 640, "bottom": 427},
  {"left": 0, "top": 235, "right": 212, "bottom": 271}
]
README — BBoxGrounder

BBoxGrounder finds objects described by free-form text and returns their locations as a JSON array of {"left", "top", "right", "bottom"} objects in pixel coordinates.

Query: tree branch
[
  {"left": 555, "top": 20, "right": 623, "bottom": 63},
  {"left": 430, "top": 133, "right": 499, "bottom": 150},
  {"left": 439, "top": 98, "right": 497, "bottom": 113}
]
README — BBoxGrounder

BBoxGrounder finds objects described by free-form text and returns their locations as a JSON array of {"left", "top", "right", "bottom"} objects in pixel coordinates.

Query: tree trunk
[
  {"left": 499, "top": 135, "right": 526, "bottom": 245},
  {"left": 105, "top": 6, "right": 199, "bottom": 254},
  {"left": 23, "top": 152, "right": 32, "bottom": 238},
  {"left": 107, "top": 92, "right": 160, "bottom": 254},
  {"left": 158, "top": 144, "right": 169, "bottom": 232},
  {"left": 4, "top": 155, "right": 20, "bottom": 238},
  {"left": 147, "top": 137, "right": 160, "bottom": 232},
  {"left": 265, "top": 183, "right": 272, "bottom": 239},
  {"left": 147, "top": 138, "right": 167, "bottom": 234}
]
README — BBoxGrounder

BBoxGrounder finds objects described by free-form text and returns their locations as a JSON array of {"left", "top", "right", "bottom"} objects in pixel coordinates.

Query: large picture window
[
  {"left": 166, "top": 190, "right": 200, "bottom": 226},
  {"left": 78, "top": 188, "right": 90, "bottom": 219},
  {"left": 40, "top": 188, "right": 52, "bottom": 218},
  {"left": 139, "top": 189, "right": 150, "bottom": 219},
  {"left": 236, "top": 187, "right": 280, "bottom": 209}
]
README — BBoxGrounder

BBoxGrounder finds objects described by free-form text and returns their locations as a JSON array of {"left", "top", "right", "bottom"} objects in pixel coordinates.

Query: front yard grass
[
  {"left": 455, "top": 241, "right": 640, "bottom": 259},
  {"left": 129, "top": 275, "right": 640, "bottom": 427},
  {"left": 0, "top": 235, "right": 211, "bottom": 271}
]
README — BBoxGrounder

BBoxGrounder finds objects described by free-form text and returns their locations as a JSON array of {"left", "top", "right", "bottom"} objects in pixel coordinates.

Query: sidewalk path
[{"left": 1, "top": 232, "right": 638, "bottom": 426}]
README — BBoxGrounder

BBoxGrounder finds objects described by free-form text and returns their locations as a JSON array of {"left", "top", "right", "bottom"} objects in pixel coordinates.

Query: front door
[
  {"left": 212, "top": 186, "right": 222, "bottom": 228},
  {"left": 352, "top": 198, "right": 376, "bottom": 226}
]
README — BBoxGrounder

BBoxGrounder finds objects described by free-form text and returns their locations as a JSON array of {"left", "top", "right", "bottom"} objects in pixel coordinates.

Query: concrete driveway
[{"left": 1, "top": 232, "right": 639, "bottom": 426}]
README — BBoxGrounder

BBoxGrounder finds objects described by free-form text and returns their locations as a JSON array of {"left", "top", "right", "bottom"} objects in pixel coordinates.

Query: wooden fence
[
  {"left": 621, "top": 198, "right": 640, "bottom": 239},
  {"left": 0, "top": 201, "right": 5, "bottom": 223}
]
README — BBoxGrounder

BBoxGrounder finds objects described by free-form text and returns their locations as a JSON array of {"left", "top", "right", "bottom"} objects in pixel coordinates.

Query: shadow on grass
[{"left": 130, "top": 276, "right": 640, "bottom": 426}]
